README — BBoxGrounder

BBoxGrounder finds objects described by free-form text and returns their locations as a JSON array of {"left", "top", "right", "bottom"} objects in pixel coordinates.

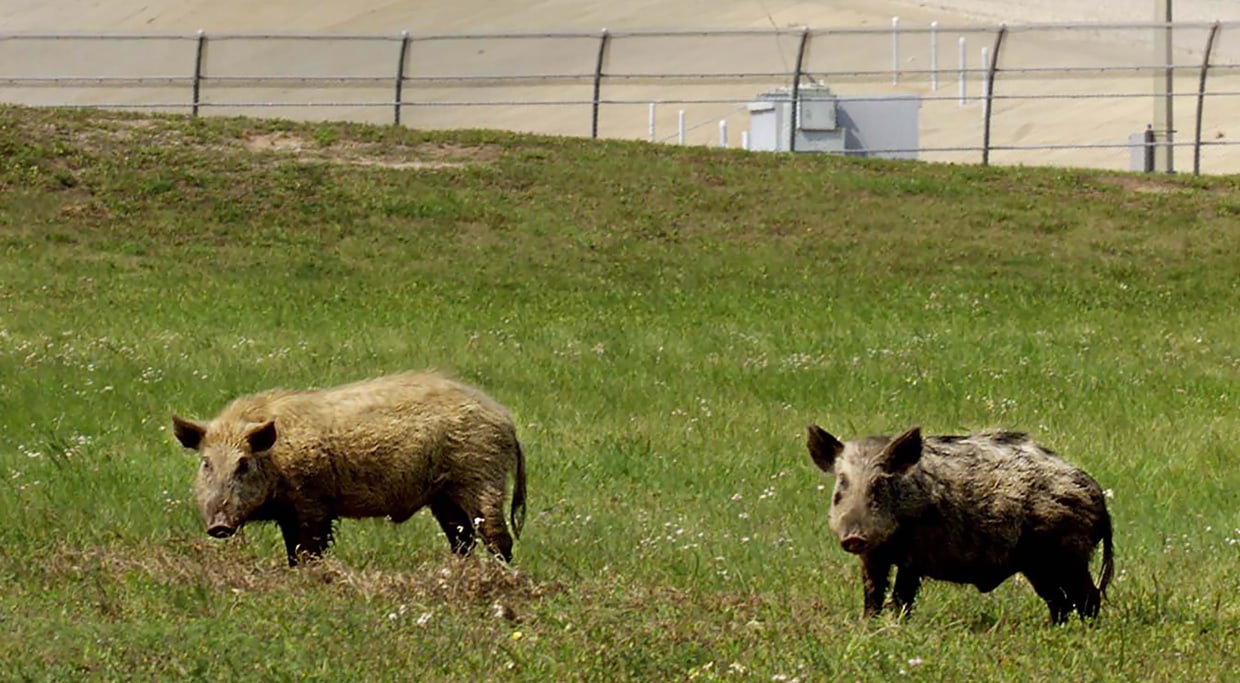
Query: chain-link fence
[{"left": 2, "top": 22, "right": 1238, "bottom": 173}]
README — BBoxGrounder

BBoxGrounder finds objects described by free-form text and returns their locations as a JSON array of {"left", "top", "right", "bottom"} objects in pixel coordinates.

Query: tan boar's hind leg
[
  {"left": 430, "top": 495, "right": 477, "bottom": 557},
  {"left": 860, "top": 555, "right": 892, "bottom": 618},
  {"left": 475, "top": 486, "right": 515, "bottom": 563}
]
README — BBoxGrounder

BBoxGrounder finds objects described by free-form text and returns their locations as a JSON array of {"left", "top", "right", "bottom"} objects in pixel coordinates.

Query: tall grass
[{"left": 0, "top": 105, "right": 1237, "bottom": 680}]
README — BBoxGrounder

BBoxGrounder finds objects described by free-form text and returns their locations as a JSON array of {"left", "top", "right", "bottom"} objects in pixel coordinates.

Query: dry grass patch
[{"left": 44, "top": 540, "right": 558, "bottom": 607}]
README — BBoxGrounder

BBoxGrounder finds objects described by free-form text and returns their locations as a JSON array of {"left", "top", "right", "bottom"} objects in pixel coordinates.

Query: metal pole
[
  {"left": 191, "top": 29, "right": 207, "bottom": 118},
  {"left": 741, "top": 131, "right": 750, "bottom": 151},
  {"left": 1153, "top": 0, "right": 1174, "bottom": 172},
  {"left": 591, "top": 28, "right": 610, "bottom": 139},
  {"left": 977, "top": 46, "right": 987, "bottom": 122},
  {"left": 957, "top": 36, "right": 967, "bottom": 105},
  {"left": 719, "top": 120, "right": 728, "bottom": 148},
  {"left": 648, "top": 102, "right": 656, "bottom": 142},
  {"left": 892, "top": 17, "right": 900, "bottom": 84},
  {"left": 1193, "top": 22, "right": 1221, "bottom": 176},
  {"left": 981, "top": 25, "right": 1007, "bottom": 166},
  {"left": 394, "top": 30, "right": 411, "bottom": 126},
  {"left": 677, "top": 110, "right": 686, "bottom": 145},
  {"left": 930, "top": 22, "right": 939, "bottom": 91},
  {"left": 789, "top": 27, "right": 811, "bottom": 153}
]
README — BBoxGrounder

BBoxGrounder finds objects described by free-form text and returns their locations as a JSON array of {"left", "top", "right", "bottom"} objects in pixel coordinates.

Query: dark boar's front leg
[
  {"left": 892, "top": 568, "right": 922, "bottom": 617},
  {"left": 861, "top": 555, "right": 892, "bottom": 618},
  {"left": 278, "top": 513, "right": 335, "bottom": 567}
]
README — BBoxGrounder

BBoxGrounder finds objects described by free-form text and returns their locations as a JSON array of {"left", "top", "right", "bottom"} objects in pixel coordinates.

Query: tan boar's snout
[{"left": 840, "top": 534, "right": 869, "bottom": 554}]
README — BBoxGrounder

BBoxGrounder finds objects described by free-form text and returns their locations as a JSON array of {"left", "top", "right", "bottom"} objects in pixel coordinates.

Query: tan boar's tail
[
  {"left": 510, "top": 439, "right": 527, "bottom": 539},
  {"left": 1097, "top": 513, "right": 1115, "bottom": 597}
]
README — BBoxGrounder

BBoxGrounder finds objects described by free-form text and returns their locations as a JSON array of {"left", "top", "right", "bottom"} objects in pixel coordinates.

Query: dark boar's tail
[
  {"left": 510, "top": 439, "right": 527, "bottom": 539},
  {"left": 1097, "top": 513, "right": 1115, "bottom": 597}
]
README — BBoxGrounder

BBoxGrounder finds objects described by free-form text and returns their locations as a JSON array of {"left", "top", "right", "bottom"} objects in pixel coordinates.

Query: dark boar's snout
[
  {"left": 840, "top": 534, "right": 869, "bottom": 554},
  {"left": 206, "top": 512, "right": 237, "bottom": 539}
]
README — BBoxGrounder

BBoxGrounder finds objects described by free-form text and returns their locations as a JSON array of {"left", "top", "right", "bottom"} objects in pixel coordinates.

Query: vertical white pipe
[
  {"left": 741, "top": 131, "right": 750, "bottom": 151},
  {"left": 958, "top": 36, "right": 967, "bottom": 105},
  {"left": 930, "top": 21, "right": 939, "bottom": 91},
  {"left": 981, "top": 46, "right": 990, "bottom": 121},
  {"left": 892, "top": 17, "right": 900, "bottom": 84},
  {"left": 719, "top": 120, "right": 728, "bottom": 148},
  {"left": 677, "top": 110, "right": 686, "bottom": 145},
  {"left": 648, "top": 102, "right": 656, "bottom": 142}
]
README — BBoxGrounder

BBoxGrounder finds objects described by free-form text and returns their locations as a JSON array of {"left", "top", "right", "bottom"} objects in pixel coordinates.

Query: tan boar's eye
[
  {"left": 235, "top": 457, "right": 250, "bottom": 476},
  {"left": 833, "top": 489, "right": 843, "bottom": 505},
  {"left": 200, "top": 458, "right": 210, "bottom": 471}
]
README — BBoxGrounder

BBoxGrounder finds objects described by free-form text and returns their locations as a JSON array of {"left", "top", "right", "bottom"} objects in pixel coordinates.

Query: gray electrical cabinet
[
  {"left": 747, "top": 84, "right": 919, "bottom": 160},
  {"left": 747, "top": 85, "right": 845, "bottom": 154}
]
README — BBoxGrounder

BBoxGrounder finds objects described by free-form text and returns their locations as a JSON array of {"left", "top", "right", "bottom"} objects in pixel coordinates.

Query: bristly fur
[
  {"left": 173, "top": 371, "right": 528, "bottom": 567},
  {"left": 807, "top": 424, "right": 1113, "bottom": 624}
]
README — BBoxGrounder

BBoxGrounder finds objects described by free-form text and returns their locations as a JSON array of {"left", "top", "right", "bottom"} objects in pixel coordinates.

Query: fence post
[
  {"left": 191, "top": 29, "right": 207, "bottom": 118},
  {"left": 591, "top": 28, "right": 611, "bottom": 139},
  {"left": 789, "top": 27, "right": 811, "bottom": 153},
  {"left": 981, "top": 25, "right": 1007, "bottom": 166},
  {"left": 1193, "top": 22, "right": 1221, "bottom": 176},
  {"left": 677, "top": 110, "right": 686, "bottom": 144},
  {"left": 891, "top": 17, "right": 900, "bottom": 84},
  {"left": 957, "top": 36, "right": 966, "bottom": 105},
  {"left": 930, "top": 22, "right": 939, "bottom": 91},
  {"left": 1144, "top": 124, "right": 1156, "bottom": 172},
  {"left": 394, "top": 30, "right": 411, "bottom": 126},
  {"left": 719, "top": 120, "right": 728, "bottom": 148},
  {"left": 741, "top": 131, "right": 750, "bottom": 151}
]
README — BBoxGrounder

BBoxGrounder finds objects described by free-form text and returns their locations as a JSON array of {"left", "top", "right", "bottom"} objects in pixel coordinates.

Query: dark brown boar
[
  {"left": 806, "top": 424, "right": 1113, "bottom": 623},
  {"left": 172, "top": 371, "right": 527, "bottom": 566}
]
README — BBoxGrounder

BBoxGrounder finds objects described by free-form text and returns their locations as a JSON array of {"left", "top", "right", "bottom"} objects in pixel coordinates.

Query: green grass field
[{"left": 0, "top": 105, "right": 1237, "bottom": 681}]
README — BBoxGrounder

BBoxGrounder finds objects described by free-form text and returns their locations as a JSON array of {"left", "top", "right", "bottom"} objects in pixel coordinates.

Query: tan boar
[{"left": 172, "top": 371, "right": 526, "bottom": 566}]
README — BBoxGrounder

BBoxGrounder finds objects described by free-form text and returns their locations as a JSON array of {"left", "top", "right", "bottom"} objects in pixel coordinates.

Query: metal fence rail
[{"left": 2, "top": 22, "right": 1240, "bottom": 173}]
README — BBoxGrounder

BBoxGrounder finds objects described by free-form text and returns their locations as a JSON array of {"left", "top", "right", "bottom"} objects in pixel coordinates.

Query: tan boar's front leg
[
  {"left": 860, "top": 555, "right": 892, "bottom": 618},
  {"left": 277, "top": 512, "right": 334, "bottom": 567}
]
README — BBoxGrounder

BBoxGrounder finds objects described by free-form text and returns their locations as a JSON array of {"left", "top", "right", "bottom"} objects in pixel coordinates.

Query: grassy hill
[{"left": 0, "top": 105, "right": 1237, "bottom": 680}]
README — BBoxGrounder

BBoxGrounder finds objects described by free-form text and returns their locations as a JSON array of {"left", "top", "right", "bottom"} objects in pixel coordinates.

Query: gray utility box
[{"left": 747, "top": 84, "right": 919, "bottom": 159}]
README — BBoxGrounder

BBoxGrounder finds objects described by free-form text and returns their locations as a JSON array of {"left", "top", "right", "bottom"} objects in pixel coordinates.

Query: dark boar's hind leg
[
  {"left": 430, "top": 494, "right": 477, "bottom": 557},
  {"left": 892, "top": 568, "right": 922, "bottom": 617},
  {"left": 860, "top": 555, "right": 892, "bottom": 618},
  {"left": 1063, "top": 562, "right": 1102, "bottom": 620},
  {"left": 1022, "top": 567, "right": 1073, "bottom": 624},
  {"left": 278, "top": 515, "right": 334, "bottom": 567}
]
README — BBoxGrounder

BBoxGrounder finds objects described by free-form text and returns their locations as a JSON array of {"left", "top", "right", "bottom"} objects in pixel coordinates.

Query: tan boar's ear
[
  {"left": 244, "top": 420, "right": 278, "bottom": 453},
  {"left": 806, "top": 424, "right": 844, "bottom": 472},
  {"left": 171, "top": 415, "right": 207, "bottom": 451},
  {"left": 879, "top": 426, "right": 923, "bottom": 474}
]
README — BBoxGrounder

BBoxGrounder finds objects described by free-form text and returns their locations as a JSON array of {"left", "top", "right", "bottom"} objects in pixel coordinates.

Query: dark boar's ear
[
  {"left": 245, "top": 420, "right": 278, "bottom": 453},
  {"left": 879, "top": 426, "right": 923, "bottom": 473},
  {"left": 806, "top": 424, "right": 844, "bottom": 472},
  {"left": 171, "top": 415, "right": 207, "bottom": 451}
]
